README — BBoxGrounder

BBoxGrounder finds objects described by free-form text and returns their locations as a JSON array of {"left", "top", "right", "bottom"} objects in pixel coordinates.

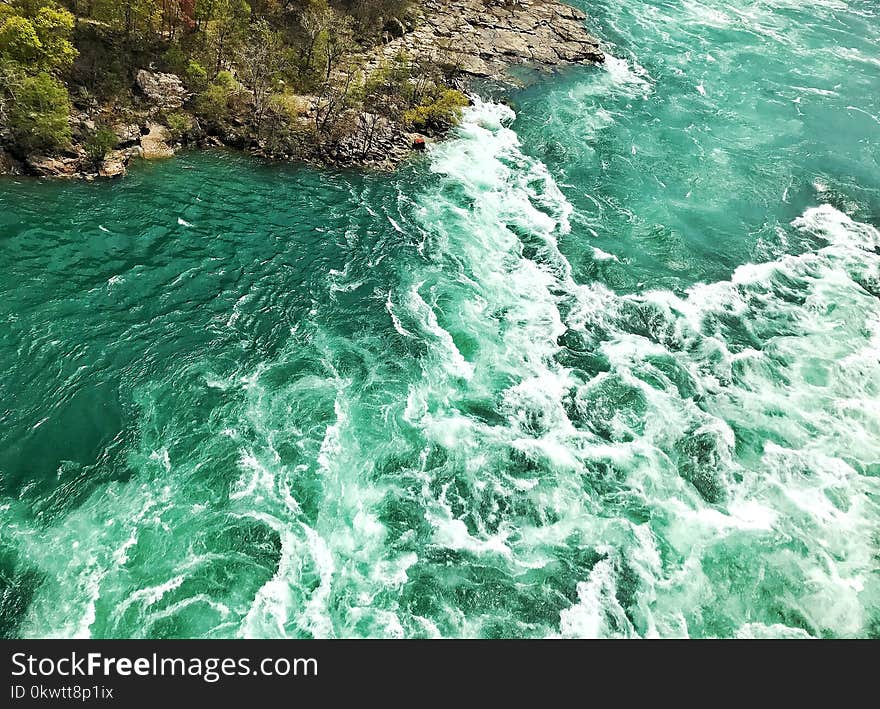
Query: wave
[{"left": 4, "top": 97, "right": 879, "bottom": 639}]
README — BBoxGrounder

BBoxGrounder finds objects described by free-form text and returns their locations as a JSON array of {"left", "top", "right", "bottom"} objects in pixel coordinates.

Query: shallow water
[{"left": 1, "top": 0, "right": 878, "bottom": 638}]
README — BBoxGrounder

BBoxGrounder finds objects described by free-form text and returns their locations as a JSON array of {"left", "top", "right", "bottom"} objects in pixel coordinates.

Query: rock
[
  {"left": 184, "top": 117, "right": 204, "bottom": 143},
  {"left": 140, "top": 122, "right": 175, "bottom": 159},
  {"left": 25, "top": 154, "right": 82, "bottom": 178},
  {"left": 0, "top": 148, "right": 22, "bottom": 175},
  {"left": 114, "top": 123, "right": 142, "bottom": 146},
  {"left": 383, "top": 17, "right": 408, "bottom": 40},
  {"left": 99, "top": 149, "right": 129, "bottom": 178},
  {"left": 375, "top": 0, "right": 604, "bottom": 81},
  {"left": 135, "top": 69, "right": 188, "bottom": 110}
]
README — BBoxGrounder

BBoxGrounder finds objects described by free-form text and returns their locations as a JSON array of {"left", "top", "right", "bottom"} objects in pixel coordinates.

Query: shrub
[
  {"left": 403, "top": 88, "right": 469, "bottom": 132},
  {"left": 0, "top": 15, "right": 40, "bottom": 65},
  {"left": 165, "top": 111, "right": 191, "bottom": 142},
  {"left": 162, "top": 43, "right": 188, "bottom": 74},
  {"left": 6, "top": 70, "right": 71, "bottom": 153},
  {"left": 0, "top": 7, "right": 76, "bottom": 74},
  {"left": 184, "top": 59, "right": 208, "bottom": 92},
  {"left": 31, "top": 6, "right": 77, "bottom": 73},
  {"left": 214, "top": 70, "right": 236, "bottom": 91},
  {"left": 83, "top": 126, "right": 118, "bottom": 165},
  {"left": 192, "top": 72, "right": 238, "bottom": 124}
]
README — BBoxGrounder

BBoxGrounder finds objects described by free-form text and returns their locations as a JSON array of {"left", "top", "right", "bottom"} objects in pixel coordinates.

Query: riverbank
[{"left": 0, "top": 0, "right": 603, "bottom": 180}]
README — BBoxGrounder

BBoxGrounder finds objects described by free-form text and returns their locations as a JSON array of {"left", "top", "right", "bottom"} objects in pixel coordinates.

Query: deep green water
[{"left": 2, "top": 0, "right": 879, "bottom": 638}]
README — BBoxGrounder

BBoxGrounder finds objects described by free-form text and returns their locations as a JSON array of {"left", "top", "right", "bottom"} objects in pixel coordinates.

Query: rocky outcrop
[
  {"left": 1, "top": 2, "right": 603, "bottom": 179},
  {"left": 98, "top": 149, "right": 130, "bottom": 178},
  {"left": 114, "top": 123, "right": 144, "bottom": 147},
  {"left": 311, "top": 112, "right": 419, "bottom": 169},
  {"left": 372, "top": 0, "right": 604, "bottom": 81},
  {"left": 140, "top": 123, "right": 175, "bottom": 159},
  {"left": 135, "top": 70, "right": 188, "bottom": 110},
  {"left": 25, "top": 154, "right": 83, "bottom": 178},
  {"left": 0, "top": 146, "right": 23, "bottom": 176}
]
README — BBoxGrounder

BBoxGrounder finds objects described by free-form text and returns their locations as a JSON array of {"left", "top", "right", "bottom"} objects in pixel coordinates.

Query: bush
[
  {"left": 31, "top": 6, "right": 77, "bottom": 73},
  {"left": 214, "top": 70, "right": 236, "bottom": 91},
  {"left": 403, "top": 88, "right": 469, "bottom": 132},
  {"left": 165, "top": 111, "right": 191, "bottom": 142},
  {"left": 83, "top": 126, "right": 118, "bottom": 165},
  {"left": 161, "top": 43, "right": 188, "bottom": 74},
  {"left": 6, "top": 70, "right": 71, "bottom": 153},
  {"left": 0, "top": 6, "right": 76, "bottom": 74},
  {"left": 184, "top": 59, "right": 208, "bottom": 92},
  {"left": 192, "top": 72, "right": 238, "bottom": 124},
  {"left": 0, "top": 15, "right": 40, "bottom": 65}
]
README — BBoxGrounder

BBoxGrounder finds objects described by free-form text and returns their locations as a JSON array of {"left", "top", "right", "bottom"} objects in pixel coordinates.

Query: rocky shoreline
[{"left": 0, "top": 0, "right": 603, "bottom": 180}]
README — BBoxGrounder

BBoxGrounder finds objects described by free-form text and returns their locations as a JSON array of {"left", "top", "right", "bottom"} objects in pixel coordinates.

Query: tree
[
  {"left": 0, "top": 5, "right": 76, "bottom": 73},
  {"left": 0, "top": 3, "right": 76, "bottom": 155},
  {"left": 90, "top": 0, "right": 162, "bottom": 42},
  {"left": 192, "top": 70, "right": 237, "bottom": 124},
  {"left": 4, "top": 70, "right": 72, "bottom": 153},
  {"left": 31, "top": 5, "right": 77, "bottom": 72},
  {"left": 207, "top": 0, "right": 249, "bottom": 75},
  {"left": 403, "top": 87, "right": 469, "bottom": 133},
  {"left": 235, "top": 19, "right": 284, "bottom": 122},
  {"left": 0, "top": 15, "right": 42, "bottom": 65}
]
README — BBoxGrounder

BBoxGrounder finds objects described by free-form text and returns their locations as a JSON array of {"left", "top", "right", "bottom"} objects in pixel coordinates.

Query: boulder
[
  {"left": 25, "top": 154, "right": 82, "bottom": 178},
  {"left": 140, "top": 122, "right": 175, "bottom": 159},
  {"left": 99, "top": 149, "right": 129, "bottom": 178},
  {"left": 114, "top": 123, "right": 142, "bottom": 146},
  {"left": 135, "top": 70, "right": 188, "bottom": 110},
  {"left": 383, "top": 17, "right": 408, "bottom": 40},
  {"left": 0, "top": 148, "right": 22, "bottom": 175}
]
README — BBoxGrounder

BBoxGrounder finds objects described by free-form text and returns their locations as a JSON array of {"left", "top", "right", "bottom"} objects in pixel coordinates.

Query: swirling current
[{"left": 1, "top": 0, "right": 879, "bottom": 638}]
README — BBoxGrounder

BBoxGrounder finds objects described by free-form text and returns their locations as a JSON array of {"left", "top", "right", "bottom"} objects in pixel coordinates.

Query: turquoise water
[{"left": 2, "top": 0, "right": 879, "bottom": 638}]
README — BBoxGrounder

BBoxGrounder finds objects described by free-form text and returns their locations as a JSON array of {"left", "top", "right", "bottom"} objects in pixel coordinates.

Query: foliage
[
  {"left": 164, "top": 111, "right": 191, "bottom": 142},
  {"left": 192, "top": 71, "right": 238, "bottom": 124},
  {"left": 83, "top": 126, "right": 118, "bottom": 165},
  {"left": 0, "top": 0, "right": 447, "bottom": 160},
  {"left": 90, "top": 0, "right": 162, "bottom": 43},
  {"left": 0, "top": 4, "right": 76, "bottom": 74},
  {"left": 404, "top": 88, "right": 469, "bottom": 132},
  {"left": 31, "top": 5, "right": 77, "bottom": 72},
  {"left": 4, "top": 69, "right": 71, "bottom": 153},
  {"left": 183, "top": 59, "right": 208, "bottom": 91}
]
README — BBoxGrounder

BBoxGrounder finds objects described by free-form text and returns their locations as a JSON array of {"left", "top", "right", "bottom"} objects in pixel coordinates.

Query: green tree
[
  {"left": 31, "top": 6, "right": 77, "bottom": 72},
  {"left": 83, "top": 126, "right": 119, "bottom": 166},
  {"left": 5, "top": 70, "right": 72, "bottom": 153},
  {"left": 235, "top": 19, "right": 285, "bottom": 122},
  {"left": 0, "top": 5, "right": 76, "bottom": 74},
  {"left": 207, "top": 0, "right": 250, "bottom": 75},
  {"left": 193, "top": 70, "right": 237, "bottom": 124},
  {"left": 404, "top": 88, "right": 469, "bottom": 132},
  {"left": 0, "top": 15, "right": 42, "bottom": 65},
  {"left": 91, "top": 0, "right": 161, "bottom": 42}
]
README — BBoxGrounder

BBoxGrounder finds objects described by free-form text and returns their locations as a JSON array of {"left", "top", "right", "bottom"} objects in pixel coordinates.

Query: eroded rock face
[
  {"left": 374, "top": 0, "right": 604, "bottom": 81},
  {"left": 25, "top": 154, "right": 83, "bottom": 178},
  {"left": 114, "top": 123, "right": 143, "bottom": 146},
  {"left": 140, "top": 123, "right": 175, "bottom": 159},
  {"left": 99, "top": 149, "right": 130, "bottom": 178},
  {"left": 0, "top": 147, "right": 22, "bottom": 176},
  {"left": 135, "top": 70, "right": 188, "bottom": 110}
]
